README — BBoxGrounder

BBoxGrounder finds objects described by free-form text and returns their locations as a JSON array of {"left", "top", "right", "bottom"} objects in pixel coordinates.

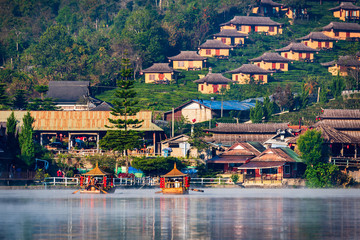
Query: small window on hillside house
[
  {"left": 221, "top": 38, "right": 226, "bottom": 43},
  {"left": 206, "top": 49, "right": 211, "bottom": 55},
  {"left": 325, "top": 42, "right": 329, "bottom": 48},
  {"left": 280, "top": 63, "right": 284, "bottom": 69},
  {"left": 269, "top": 26, "right": 274, "bottom": 32},
  {"left": 284, "top": 53, "right": 288, "bottom": 58},
  {"left": 150, "top": 74, "right": 155, "bottom": 80},
  {"left": 237, "top": 26, "right": 242, "bottom": 31},
  {"left": 299, "top": 53, "right": 303, "bottom": 59},
  {"left": 346, "top": 32, "right": 350, "bottom": 38},
  {"left": 304, "top": 42, "right": 308, "bottom": 46},
  {"left": 178, "top": 61, "right": 184, "bottom": 67},
  {"left": 335, "top": 32, "right": 339, "bottom": 37},
  {"left": 284, "top": 165, "right": 290, "bottom": 174},
  {"left": 306, "top": 53, "right": 310, "bottom": 59}
]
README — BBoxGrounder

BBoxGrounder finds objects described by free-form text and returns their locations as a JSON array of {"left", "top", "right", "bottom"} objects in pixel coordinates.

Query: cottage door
[
  {"left": 272, "top": 63, "right": 276, "bottom": 69},
  {"left": 159, "top": 73, "right": 164, "bottom": 80},
  {"left": 215, "top": 49, "right": 220, "bottom": 56},
  {"left": 188, "top": 61, "right": 193, "bottom": 69},
  {"left": 318, "top": 42, "right": 321, "bottom": 48},
  {"left": 213, "top": 85, "right": 218, "bottom": 93}
]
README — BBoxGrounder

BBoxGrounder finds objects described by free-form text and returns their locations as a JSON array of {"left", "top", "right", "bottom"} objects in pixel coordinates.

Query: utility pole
[{"left": 172, "top": 107, "right": 174, "bottom": 138}]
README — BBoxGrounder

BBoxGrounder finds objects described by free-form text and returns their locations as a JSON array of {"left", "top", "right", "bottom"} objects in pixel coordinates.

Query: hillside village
[{"left": 0, "top": 0, "right": 360, "bottom": 187}]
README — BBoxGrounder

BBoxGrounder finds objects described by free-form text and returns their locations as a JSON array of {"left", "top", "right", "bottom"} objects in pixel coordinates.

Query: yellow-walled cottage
[
  {"left": 329, "top": 2, "right": 360, "bottom": 21},
  {"left": 227, "top": 64, "right": 271, "bottom": 84},
  {"left": 249, "top": 52, "right": 292, "bottom": 72},
  {"left": 275, "top": 42, "right": 318, "bottom": 61},
  {"left": 297, "top": 32, "right": 337, "bottom": 49},
  {"left": 194, "top": 73, "right": 234, "bottom": 94},
  {"left": 168, "top": 51, "right": 206, "bottom": 71},
  {"left": 213, "top": 29, "right": 248, "bottom": 47},
  {"left": 220, "top": 16, "right": 283, "bottom": 35},
  {"left": 252, "top": 0, "right": 283, "bottom": 18},
  {"left": 198, "top": 39, "right": 232, "bottom": 58},
  {"left": 322, "top": 22, "right": 360, "bottom": 40},
  {"left": 142, "top": 63, "right": 174, "bottom": 84},
  {"left": 321, "top": 55, "right": 360, "bottom": 76}
]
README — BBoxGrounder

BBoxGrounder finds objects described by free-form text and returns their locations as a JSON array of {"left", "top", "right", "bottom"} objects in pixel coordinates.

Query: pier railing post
[{"left": 53, "top": 177, "right": 56, "bottom": 186}]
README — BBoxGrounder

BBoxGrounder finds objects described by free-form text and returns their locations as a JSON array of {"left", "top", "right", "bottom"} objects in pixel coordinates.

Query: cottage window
[
  {"left": 284, "top": 165, "right": 290, "bottom": 174},
  {"left": 149, "top": 74, "right": 155, "bottom": 81},
  {"left": 178, "top": 61, "right": 184, "bottom": 67},
  {"left": 235, "top": 75, "right": 239, "bottom": 81},
  {"left": 335, "top": 32, "right": 339, "bottom": 37},
  {"left": 280, "top": 63, "right": 284, "bottom": 69},
  {"left": 284, "top": 53, "right": 288, "bottom": 58},
  {"left": 299, "top": 53, "right": 303, "bottom": 59},
  {"left": 259, "top": 75, "right": 264, "bottom": 81},
  {"left": 201, "top": 85, "right": 204, "bottom": 91},
  {"left": 269, "top": 26, "right": 274, "bottom": 32},
  {"left": 237, "top": 25, "right": 242, "bottom": 31},
  {"left": 304, "top": 42, "right": 307, "bottom": 46},
  {"left": 306, "top": 53, "right": 310, "bottom": 59},
  {"left": 257, "top": 63, "right": 260, "bottom": 67},
  {"left": 318, "top": 42, "right": 321, "bottom": 48},
  {"left": 346, "top": 32, "right": 350, "bottom": 38},
  {"left": 215, "top": 49, "right": 220, "bottom": 56},
  {"left": 221, "top": 38, "right": 226, "bottom": 44},
  {"left": 325, "top": 42, "right": 329, "bottom": 48},
  {"left": 272, "top": 63, "right": 276, "bottom": 69},
  {"left": 206, "top": 49, "right": 211, "bottom": 55}
]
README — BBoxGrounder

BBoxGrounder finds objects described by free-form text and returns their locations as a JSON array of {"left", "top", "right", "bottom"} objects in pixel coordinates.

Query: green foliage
[
  {"left": 273, "top": 84, "right": 295, "bottom": 112},
  {"left": 263, "top": 96, "right": 274, "bottom": 122},
  {"left": 330, "top": 76, "right": 345, "bottom": 98},
  {"left": 87, "top": 155, "right": 116, "bottom": 174},
  {"left": 0, "top": 83, "right": 10, "bottom": 109},
  {"left": 250, "top": 100, "right": 263, "bottom": 123},
  {"left": 188, "top": 124, "right": 212, "bottom": 153},
  {"left": 297, "top": 129, "right": 326, "bottom": 166},
  {"left": 230, "top": 174, "right": 239, "bottom": 184},
  {"left": 6, "top": 112, "right": 19, "bottom": 158},
  {"left": 12, "top": 89, "right": 27, "bottom": 110},
  {"left": 196, "top": 163, "right": 220, "bottom": 178},
  {"left": 131, "top": 157, "right": 186, "bottom": 176},
  {"left": 100, "top": 130, "right": 142, "bottom": 153},
  {"left": 305, "top": 163, "right": 340, "bottom": 188},
  {"left": 18, "top": 112, "right": 35, "bottom": 166}
]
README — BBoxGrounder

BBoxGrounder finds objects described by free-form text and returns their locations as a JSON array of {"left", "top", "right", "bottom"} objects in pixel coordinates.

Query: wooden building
[
  {"left": 163, "top": 99, "right": 256, "bottom": 123},
  {"left": 160, "top": 134, "right": 200, "bottom": 158},
  {"left": 220, "top": 16, "right": 283, "bottom": 35},
  {"left": 193, "top": 73, "right": 234, "bottom": 94},
  {"left": 205, "top": 122, "right": 290, "bottom": 147},
  {"left": 282, "top": 5, "right": 309, "bottom": 20},
  {"left": 252, "top": 0, "right": 283, "bottom": 17},
  {"left": 168, "top": 51, "right": 206, "bottom": 71},
  {"left": 329, "top": 2, "right": 360, "bottom": 21},
  {"left": 207, "top": 142, "right": 265, "bottom": 173},
  {"left": 0, "top": 111, "right": 164, "bottom": 155},
  {"left": 227, "top": 64, "right": 272, "bottom": 84},
  {"left": 141, "top": 63, "right": 175, "bottom": 84},
  {"left": 321, "top": 55, "right": 360, "bottom": 76},
  {"left": 213, "top": 29, "right": 248, "bottom": 47},
  {"left": 322, "top": 22, "right": 360, "bottom": 40},
  {"left": 198, "top": 40, "right": 232, "bottom": 58},
  {"left": 297, "top": 32, "right": 338, "bottom": 49},
  {"left": 239, "top": 147, "right": 305, "bottom": 182},
  {"left": 249, "top": 52, "right": 292, "bottom": 72},
  {"left": 275, "top": 42, "right": 318, "bottom": 61}
]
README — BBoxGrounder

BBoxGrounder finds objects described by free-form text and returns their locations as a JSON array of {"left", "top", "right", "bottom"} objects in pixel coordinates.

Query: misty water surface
[{"left": 1, "top": 188, "right": 360, "bottom": 240}]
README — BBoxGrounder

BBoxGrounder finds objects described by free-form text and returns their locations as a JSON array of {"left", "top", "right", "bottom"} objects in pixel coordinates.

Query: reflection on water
[{"left": 1, "top": 189, "right": 360, "bottom": 239}]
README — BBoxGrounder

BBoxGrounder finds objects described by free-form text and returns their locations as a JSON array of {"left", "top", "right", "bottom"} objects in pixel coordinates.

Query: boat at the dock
[{"left": 159, "top": 164, "right": 190, "bottom": 194}]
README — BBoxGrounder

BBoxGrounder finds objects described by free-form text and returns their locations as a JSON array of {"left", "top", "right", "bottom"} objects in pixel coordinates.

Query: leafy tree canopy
[{"left": 297, "top": 129, "right": 326, "bottom": 166}]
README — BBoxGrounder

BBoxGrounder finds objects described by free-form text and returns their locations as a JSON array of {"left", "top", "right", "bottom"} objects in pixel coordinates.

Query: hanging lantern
[
  {"left": 347, "top": 145, "right": 350, "bottom": 149},
  {"left": 330, "top": 144, "right": 332, "bottom": 148},
  {"left": 289, "top": 143, "right": 292, "bottom": 147}
]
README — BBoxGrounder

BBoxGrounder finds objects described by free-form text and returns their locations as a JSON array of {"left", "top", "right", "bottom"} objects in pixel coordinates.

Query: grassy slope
[{"left": 95, "top": 0, "right": 359, "bottom": 112}]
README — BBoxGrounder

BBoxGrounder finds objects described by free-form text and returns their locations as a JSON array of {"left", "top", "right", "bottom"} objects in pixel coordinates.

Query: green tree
[
  {"left": 297, "top": 129, "right": 326, "bottom": 166},
  {"left": 18, "top": 112, "right": 35, "bottom": 167},
  {"left": 263, "top": 96, "right": 274, "bottom": 122},
  {"left": 298, "top": 83, "right": 309, "bottom": 110},
  {"left": 131, "top": 157, "right": 186, "bottom": 176},
  {"left": 250, "top": 100, "right": 263, "bottom": 123},
  {"left": 6, "top": 112, "right": 19, "bottom": 159},
  {"left": 330, "top": 76, "right": 345, "bottom": 98},
  {"left": 0, "top": 83, "right": 10, "bottom": 110},
  {"left": 100, "top": 57, "right": 143, "bottom": 172},
  {"left": 305, "top": 163, "right": 340, "bottom": 188},
  {"left": 12, "top": 89, "right": 27, "bottom": 110}
]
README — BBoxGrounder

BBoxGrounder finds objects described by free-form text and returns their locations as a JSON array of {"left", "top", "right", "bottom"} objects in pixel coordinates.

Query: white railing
[
  {"left": 44, "top": 177, "right": 79, "bottom": 186},
  {"left": 190, "top": 178, "right": 229, "bottom": 185}
]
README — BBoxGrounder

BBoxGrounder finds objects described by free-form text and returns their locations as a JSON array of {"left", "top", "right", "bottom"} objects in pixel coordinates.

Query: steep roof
[
  {"left": 275, "top": 42, "right": 318, "bottom": 52},
  {"left": 260, "top": 0, "right": 283, "bottom": 7},
  {"left": 227, "top": 64, "right": 272, "bottom": 74},
  {"left": 162, "top": 164, "right": 187, "bottom": 177},
  {"left": 322, "top": 22, "right": 360, "bottom": 32},
  {"left": 320, "top": 55, "right": 360, "bottom": 67},
  {"left": 297, "top": 32, "right": 338, "bottom": 41},
  {"left": 82, "top": 163, "right": 111, "bottom": 176},
  {"left": 251, "top": 147, "right": 302, "bottom": 162},
  {"left": 142, "top": 63, "right": 174, "bottom": 73},
  {"left": 168, "top": 51, "right": 206, "bottom": 61},
  {"left": 207, "top": 122, "right": 289, "bottom": 133},
  {"left": 47, "top": 81, "right": 90, "bottom": 103},
  {"left": 207, "top": 142, "right": 263, "bottom": 163},
  {"left": 199, "top": 39, "right": 232, "bottom": 49},
  {"left": 194, "top": 73, "right": 234, "bottom": 84},
  {"left": 221, "top": 16, "right": 282, "bottom": 26},
  {"left": 319, "top": 109, "right": 360, "bottom": 119},
  {"left": 213, "top": 29, "right": 248, "bottom": 38},
  {"left": 329, "top": 2, "right": 360, "bottom": 11},
  {"left": 249, "top": 52, "right": 292, "bottom": 63}
]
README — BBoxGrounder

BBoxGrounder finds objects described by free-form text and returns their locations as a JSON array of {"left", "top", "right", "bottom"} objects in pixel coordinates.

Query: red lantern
[
  {"left": 103, "top": 176, "right": 107, "bottom": 188},
  {"left": 160, "top": 178, "right": 165, "bottom": 188},
  {"left": 110, "top": 176, "right": 114, "bottom": 187},
  {"left": 80, "top": 176, "right": 84, "bottom": 187},
  {"left": 192, "top": 119, "right": 196, "bottom": 123},
  {"left": 330, "top": 144, "right": 332, "bottom": 148},
  {"left": 289, "top": 143, "right": 292, "bottom": 147},
  {"left": 184, "top": 176, "right": 190, "bottom": 188},
  {"left": 347, "top": 145, "right": 350, "bottom": 149}
]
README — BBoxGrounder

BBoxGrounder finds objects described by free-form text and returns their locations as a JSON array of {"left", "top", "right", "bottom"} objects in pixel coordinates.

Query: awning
[{"left": 238, "top": 161, "right": 286, "bottom": 169}]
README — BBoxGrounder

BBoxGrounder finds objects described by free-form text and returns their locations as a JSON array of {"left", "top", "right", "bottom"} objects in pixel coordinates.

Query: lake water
[{"left": 1, "top": 188, "right": 360, "bottom": 240}]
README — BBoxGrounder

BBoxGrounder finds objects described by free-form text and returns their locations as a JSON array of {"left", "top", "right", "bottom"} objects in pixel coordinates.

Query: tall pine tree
[
  {"left": 18, "top": 112, "right": 35, "bottom": 167},
  {"left": 100, "top": 57, "right": 143, "bottom": 173},
  {"left": 250, "top": 100, "right": 263, "bottom": 123},
  {"left": 6, "top": 112, "right": 19, "bottom": 160}
]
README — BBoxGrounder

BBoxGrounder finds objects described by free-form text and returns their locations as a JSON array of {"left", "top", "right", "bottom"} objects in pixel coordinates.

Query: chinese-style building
[
  {"left": 297, "top": 32, "right": 338, "bottom": 49},
  {"left": 275, "top": 42, "right": 318, "bottom": 61},
  {"left": 249, "top": 52, "right": 292, "bottom": 72},
  {"left": 198, "top": 39, "right": 232, "bottom": 58},
  {"left": 168, "top": 51, "right": 206, "bottom": 71},
  {"left": 141, "top": 63, "right": 175, "bottom": 84},
  {"left": 252, "top": 0, "right": 283, "bottom": 17},
  {"left": 321, "top": 55, "right": 360, "bottom": 76},
  {"left": 220, "top": 16, "right": 283, "bottom": 35},
  {"left": 213, "top": 29, "right": 248, "bottom": 47},
  {"left": 227, "top": 64, "right": 271, "bottom": 84},
  {"left": 193, "top": 73, "right": 234, "bottom": 94},
  {"left": 322, "top": 21, "right": 360, "bottom": 40},
  {"left": 329, "top": 2, "right": 360, "bottom": 21}
]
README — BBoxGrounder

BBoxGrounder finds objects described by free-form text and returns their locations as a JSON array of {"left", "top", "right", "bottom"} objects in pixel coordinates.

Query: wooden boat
[
  {"left": 159, "top": 163, "right": 190, "bottom": 194},
  {"left": 79, "top": 163, "right": 116, "bottom": 194}
]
